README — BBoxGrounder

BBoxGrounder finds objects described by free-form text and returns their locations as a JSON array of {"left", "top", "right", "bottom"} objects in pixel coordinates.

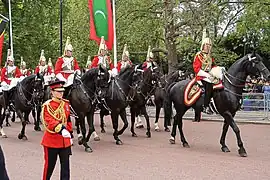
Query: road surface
[{"left": 1, "top": 114, "right": 270, "bottom": 180}]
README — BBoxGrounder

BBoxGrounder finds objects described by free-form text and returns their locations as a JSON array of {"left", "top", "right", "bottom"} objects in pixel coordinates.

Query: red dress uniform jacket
[
  {"left": 54, "top": 57, "right": 80, "bottom": 79},
  {"left": 35, "top": 65, "right": 53, "bottom": 75},
  {"left": 193, "top": 51, "right": 216, "bottom": 81},
  {"left": 1, "top": 66, "right": 22, "bottom": 84},
  {"left": 41, "top": 98, "right": 72, "bottom": 148},
  {"left": 21, "top": 69, "right": 31, "bottom": 76},
  {"left": 117, "top": 60, "right": 132, "bottom": 72},
  {"left": 91, "top": 55, "right": 114, "bottom": 70}
]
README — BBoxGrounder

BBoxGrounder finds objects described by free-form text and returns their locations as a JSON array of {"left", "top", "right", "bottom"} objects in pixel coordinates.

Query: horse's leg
[
  {"left": 118, "top": 109, "right": 128, "bottom": 136},
  {"left": 5, "top": 111, "right": 11, "bottom": 127},
  {"left": 17, "top": 110, "right": 28, "bottom": 140},
  {"left": 100, "top": 110, "right": 106, "bottom": 133},
  {"left": 169, "top": 114, "right": 178, "bottom": 144},
  {"left": 82, "top": 112, "right": 93, "bottom": 153},
  {"left": 135, "top": 110, "right": 144, "bottom": 128},
  {"left": 177, "top": 113, "right": 189, "bottom": 148},
  {"left": 224, "top": 112, "right": 247, "bottom": 157},
  {"left": 111, "top": 110, "right": 122, "bottom": 145},
  {"left": 130, "top": 107, "right": 137, "bottom": 137},
  {"left": 154, "top": 103, "right": 161, "bottom": 132},
  {"left": 220, "top": 120, "right": 230, "bottom": 152},
  {"left": 0, "top": 107, "right": 7, "bottom": 138},
  {"left": 5, "top": 108, "right": 11, "bottom": 126},
  {"left": 11, "top": 111, "right": 15, "bottom": 123},
  {"left": 193, "top": 108, "right": 201, "bottom": 122},
  {"left": 141, "top": 107, "right": 151, "bottom": 138}
]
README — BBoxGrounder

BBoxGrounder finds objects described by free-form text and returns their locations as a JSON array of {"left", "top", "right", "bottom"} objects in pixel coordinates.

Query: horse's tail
[{"left": 163, "top": 82, "right": 176, "bottom": 127}]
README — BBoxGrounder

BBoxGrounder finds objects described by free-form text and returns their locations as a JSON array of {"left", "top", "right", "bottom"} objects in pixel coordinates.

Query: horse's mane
[
  {"left": 81, "top": 68, "right": 99, "bottom": 81},
  {"left": 20, "top": 75, "right": 38, "bottom": 85},
  {"left": 118, "top": 66, "right": 134, "bottom": 77}
]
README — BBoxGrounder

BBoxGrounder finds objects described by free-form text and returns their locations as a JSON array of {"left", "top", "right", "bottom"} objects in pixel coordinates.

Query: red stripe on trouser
[{"left": 43, "top": 146, "right": 49, "bottom": 180}]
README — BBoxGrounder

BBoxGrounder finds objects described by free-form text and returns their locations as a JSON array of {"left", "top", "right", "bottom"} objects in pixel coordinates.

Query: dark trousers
[
  {"left": 0, "top": 146, "right": 9, "bottom": 180},
  {"left": 202, "top": 81, "right": 213, "bottom": 107},
  {"left": 43, "top": 146, "right": 71, "bottom": 180}
]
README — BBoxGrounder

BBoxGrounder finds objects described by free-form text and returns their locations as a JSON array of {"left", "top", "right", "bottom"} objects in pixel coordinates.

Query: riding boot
[{"left": 202, "top": 81, "right": 213, "bottom": 115}]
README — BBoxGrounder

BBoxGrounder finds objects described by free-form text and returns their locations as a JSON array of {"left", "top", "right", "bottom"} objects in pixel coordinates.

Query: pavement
[
  {"left": 1, "top": 114, "right": 270, "bottom": 180},
  {"left": 122, "top": 106, "right": 270, "bottom": 125}
]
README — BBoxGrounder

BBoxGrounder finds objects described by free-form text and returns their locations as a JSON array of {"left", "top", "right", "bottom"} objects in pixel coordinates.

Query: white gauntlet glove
[
  {"left": 197, "top": 69, "right": 211, "bottom": 78},
  {"left": 61, "top": 129, "right": 71, "bottom": 138}
]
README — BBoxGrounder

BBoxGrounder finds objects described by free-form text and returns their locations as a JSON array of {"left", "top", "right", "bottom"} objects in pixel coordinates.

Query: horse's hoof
[
  {"left": 26, "top": 121, "right": 31, "bottom": 124},
  {"left": 94, "top": 136, "right": 100, "bottom": 141},
  {"left": 238, "top": 148, "right": 247, "bottom": 157},
  {"left": 221, "top": 146, "right": 230, "bottom": 153},
  {"left": 169, "top": 137, "right": 175, "bottom": 144},
  {"left": 155, "top": 128, "right": 160, "bottom": 132},
  {"left": 6, "top": 123, "right": 11, "bottom": 127},
  {"left": 22, "top": 135, "right": 28, "bottom": 140},
  {"left": 85, "top": 147, "right": 93, "bottom": 153},
  {"left": 34, "top": 126, "right": 41, "bottom": 131},
  {"left": 116, "top": 140, "right": 123, "bottom": 145},
  {"left": 101, "top": 129, "right": 106, "bottom": 133},
  {"left": 136, "top": 125, "right": 144, "bottom": 129},
  {"left": 132, "top": 133, "right": 137, "bottom": 137},
  {"left": 11, "top": 119, "right": 15, "bottom": 122},
  {"left": 2, "top": 135, "right": 8, "bottom": 138},
  {"left": 164, "top": 127, "right": 170, "bottom": 132},
  {"left": 78, "top": 137, "right": 83, "bottom": 145},
  {"left": 18, "top": 133, "right": 23, "bottom": 139},
  {"left": 183, "top": 143, "right": 190, "bottom": 148},
  {"left": 146, "top": 131, "right": 151, "bottom": 138}
]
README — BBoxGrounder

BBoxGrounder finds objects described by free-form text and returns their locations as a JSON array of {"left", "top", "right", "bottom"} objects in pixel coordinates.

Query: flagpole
[
  {"left": 60, "top": 0, "right": 63, "bottom": 56},
  {"left": 112, "top": 0, "right": 117, "bottom": 67},
  {"left": 8, "top": 0, "right": 13, "bottom": 57}
]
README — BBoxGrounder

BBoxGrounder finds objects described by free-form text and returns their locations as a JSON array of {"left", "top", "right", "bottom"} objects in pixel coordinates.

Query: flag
[
  {"left": 88, "top": 0, "right": 114, "bottom": 50},
  {"left": 0, "top": 19, "right": 7, "bottom": 67}
]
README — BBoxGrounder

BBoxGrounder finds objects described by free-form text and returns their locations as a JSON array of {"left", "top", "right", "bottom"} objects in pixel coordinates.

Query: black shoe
[{"left": 203, "top": 106, "right": 213, "bottom": 115}]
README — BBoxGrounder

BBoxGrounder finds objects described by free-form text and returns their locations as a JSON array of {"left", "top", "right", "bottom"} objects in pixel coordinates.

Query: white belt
[{"left": 61, "top": 70, "right": 74, "bottom": 73}]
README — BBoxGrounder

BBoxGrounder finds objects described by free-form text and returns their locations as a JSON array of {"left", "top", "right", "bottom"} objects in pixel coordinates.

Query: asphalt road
[{"left": 1, "top": 114, "right": 270, "bottom": 180}]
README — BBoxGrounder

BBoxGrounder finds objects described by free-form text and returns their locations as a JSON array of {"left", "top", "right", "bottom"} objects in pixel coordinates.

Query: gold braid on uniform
[{"left": 41, "top": 99, "right": 67, "bottom": 134}]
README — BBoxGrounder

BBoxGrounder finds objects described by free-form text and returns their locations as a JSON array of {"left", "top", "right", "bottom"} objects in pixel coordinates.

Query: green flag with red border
[{"left": 88, "top": 0, "right": 114, "bottom": 50}]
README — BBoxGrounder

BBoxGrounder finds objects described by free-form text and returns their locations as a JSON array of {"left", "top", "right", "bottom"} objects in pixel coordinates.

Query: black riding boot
[{"left": 202, "top": 81, "right": 213, "bottom": 115}]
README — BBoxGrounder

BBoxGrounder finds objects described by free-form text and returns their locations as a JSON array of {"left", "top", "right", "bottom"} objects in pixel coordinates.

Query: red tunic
[
  {"left": 21, "top": 69, "right": 31, "bottom": 76},
  {"left": 193, "top": 51, "right": 216, "bottom": 81},
  {"left": 91, "top": 55, "right": 114, "bottom": 70},
  {"left": 35, "top": 65, "right": 53, "bottom": 75},
  {"left": 117, "top": 60, "right": 132, "bottom": 72},
  {"left": 55, "top": 57, "right": 80, "bottom": 79},
  {"left": 41, "top": 98, "right": 72, "bottom": 148},
  {"left": 1, "top": 66, "right": 22, "bottom": 84}
]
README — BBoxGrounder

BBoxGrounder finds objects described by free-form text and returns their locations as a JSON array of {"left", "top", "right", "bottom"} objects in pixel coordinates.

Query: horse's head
[
  {"left": 97, "top": 65, "right": 110, "bottom": 88},
  {"left": 33, "top": 73, "right": 45, "bottom": 100},
  {"left": 244, "top": 53, "right": 270, "bottom": 80}
]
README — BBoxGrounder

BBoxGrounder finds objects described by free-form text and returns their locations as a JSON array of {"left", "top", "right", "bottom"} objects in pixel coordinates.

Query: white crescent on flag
[{"left": 95, "top": 10, "right": 106, "bottom": 19}]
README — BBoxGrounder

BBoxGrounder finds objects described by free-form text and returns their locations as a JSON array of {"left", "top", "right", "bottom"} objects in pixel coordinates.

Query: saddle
[{"left": 184, "top": 78, "right": 202, "bottom": 106}]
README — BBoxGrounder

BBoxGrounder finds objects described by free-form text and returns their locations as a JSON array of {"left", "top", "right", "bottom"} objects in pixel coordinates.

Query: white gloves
[
  {"left": 75, "top": 69, "right": 81, "bottom": 76},
  {"left": 197, "top": 69, "right": 211, "bottom": 78},
  {"left": 109, "top": 68, "right": 118, "bottom": 77},
  {"left": 1, "top": 81, "right": 7, "bottom": 86},
  {"left": 61, "top": 129, "right": 71, "bottom": 138},
  {"left": 56, "top": 73, "right": 67, "bottom": 82}
]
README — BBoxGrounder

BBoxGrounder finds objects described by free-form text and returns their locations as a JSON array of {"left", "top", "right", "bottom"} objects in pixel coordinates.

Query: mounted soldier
[
  {"left": 0, "top": 49, "right": 23, "bottom": 107},
  {"left": 193, "top": 32, "right": 224, "bottom": 114},
  {"left": 35, "top": 50, "right": 54, "bottom": 85},
  {"left": 48, "top": 58, "right": 54, "bottom": 73},
  {"left": 91, "top": 36, "right": 117, "bottom": 77},
  {"left": 142, "top": 46, "right": 157, "bottom": 71},
  {"left": 20, "top": 57, "right": 31, "bottom": 77},
  {"left": 117, "top": 44, "right": 132, "bottom": 73},
  {"left": 55, "top": 36, "right": 81, "bottom": 98}
]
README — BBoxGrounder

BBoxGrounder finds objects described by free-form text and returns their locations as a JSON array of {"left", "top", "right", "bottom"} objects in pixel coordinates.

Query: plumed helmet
[
  {"left": 20, "top": 57, "right": 26, "bottom": 67},
  {"left": 40, "top": 49, "right": 46, "bottom": 62},
  {"left": 98, "top": 36, "right": 107, "bottom": 54},
  {"left": 85, "top": 56, "right": 92, "bottom": 67},
  {"left": 48, "top": 58, "right": 53, "bottom": 67},
  {"left": 64, "top": 36, "right": 73, "bottom": 55},
  {"left": 146, "top": 45, "right": 153, "bottom": 60},
  {"left": 6, "top": 49, "right": 14, "bottom": 62},
  {"left": 200, "top": 28, "right": 212, "bottom": 51},
  {"left": 122, "top": 44, "right": 129, "bottom": 60}
]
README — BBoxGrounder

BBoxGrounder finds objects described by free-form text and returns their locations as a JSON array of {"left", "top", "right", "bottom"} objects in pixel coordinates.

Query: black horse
[
  {"left": 129, "top": 64, "right": 161, "bottom": 137},
  {"left": 164, "top": 53, "right": 270, "bottom": 157},
  {"left": 0, "top": 74, "right": 44, "bottom": 140},
  {"left": 153, "top": 70, "right": 186, "bottom": 132},
  {"left": 102, "top": 65, "right": 138, "bottom": 145},
  {"left": 76, "top": 66, "right": 109, "bottom": 152}
]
